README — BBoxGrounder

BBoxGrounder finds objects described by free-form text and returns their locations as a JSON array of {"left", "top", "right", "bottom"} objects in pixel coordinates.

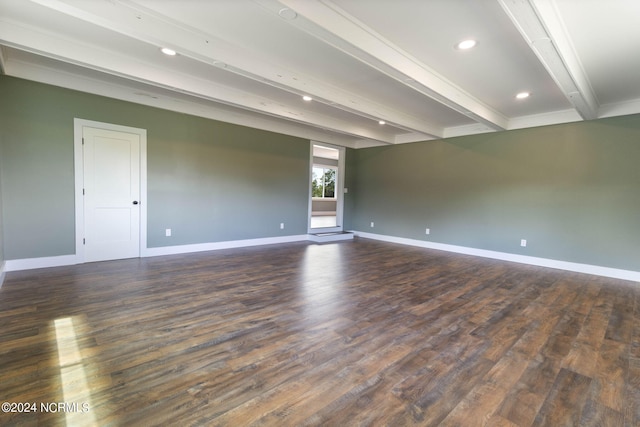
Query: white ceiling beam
[
  {"left": 0, "top": 17, "right": 396, "bottom": 144},
  {"left": 3, "top": 53, "right": 362, "bottom": 148},
  {"left": 258, "top": 0, "right": 508, "bottom": 131},
  {"left": 23, "top": 0, "right": 442, "bottom": 139},
  {"left": 498, "top": 0, "right": 598, "bottom": 120}
]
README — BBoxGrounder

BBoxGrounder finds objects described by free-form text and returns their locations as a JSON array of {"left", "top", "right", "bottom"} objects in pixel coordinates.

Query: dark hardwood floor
[{"left": 0, "top": 238, "right": 638, "bottom": 426}]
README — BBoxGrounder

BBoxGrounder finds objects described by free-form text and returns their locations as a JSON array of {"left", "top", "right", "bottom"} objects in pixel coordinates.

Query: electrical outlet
[
  {"left": 520, "top": 239, "right": 527, "bottom": 247},
  {"left": 165, "top": 228, "right": 171, "bottom": 237},
  {"left": 280, "top": 223, "right": 285, "bottom": 230},
  {"left": 370, "top": 221, "right": 375, "bottom": 228},
  {"left": 425, "top": 228, "right": 430, "bottom": 235}
]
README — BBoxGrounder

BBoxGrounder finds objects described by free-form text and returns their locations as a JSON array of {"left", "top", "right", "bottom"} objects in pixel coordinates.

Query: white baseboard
[
  {"left": 2, "top": 236, "right": 309, "bottom": 273},
  {"left": 354, "top": 231, "right": 640, "bottom": 282},
  {"left": 143, "top": 234, "right": 310, "bottom": 257},
  {"left": 4, "top": 254, "right": 80, "bottom": 272},
  {"left": 6, "top": 232, "right": 638, "bottom": 283},
  {"left": 0, "top": 261, "right": 6, "bottom": 288}
]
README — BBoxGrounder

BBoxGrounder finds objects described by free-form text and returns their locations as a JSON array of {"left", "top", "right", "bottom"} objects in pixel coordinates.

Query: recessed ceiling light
[
  {"left": 456, "top": 39, "right": 477, "bottom": 50},
  {"left": 160, "top": 47, "right": 177, "bottom": 56},
  {"left": 278, "top": 8, "right": 297, "bottom": 20},
  {"left": 378, "top": 120, "right": 386, "bottom": 125},
  {"left": 302, "top": 95, "right": 313, "bottom": 101},
  {"left": 516, "top": 91, "right": 531, "bottom": 99}
]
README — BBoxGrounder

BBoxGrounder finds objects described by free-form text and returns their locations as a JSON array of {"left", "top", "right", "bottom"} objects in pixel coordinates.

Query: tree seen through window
[{"left": 312, "top": 167, "right": 336, "bottom": 198}]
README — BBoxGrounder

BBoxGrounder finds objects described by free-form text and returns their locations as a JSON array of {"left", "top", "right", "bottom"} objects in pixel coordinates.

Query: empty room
[{"left": 1, "top": 1, "right": 639, "bottom": 426}]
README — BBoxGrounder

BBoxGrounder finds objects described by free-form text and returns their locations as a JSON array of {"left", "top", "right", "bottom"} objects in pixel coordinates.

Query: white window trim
[{"left": 308, "top": 142, "right": 345, "bottom": 233}]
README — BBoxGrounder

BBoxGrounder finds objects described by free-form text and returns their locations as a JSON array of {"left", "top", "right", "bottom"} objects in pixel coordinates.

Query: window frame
[{"left": 311, "top": 164, "right": 338, "bottom": 200}]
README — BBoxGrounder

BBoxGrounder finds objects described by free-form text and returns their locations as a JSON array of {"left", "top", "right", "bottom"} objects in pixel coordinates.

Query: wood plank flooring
[{"left": 0, "top": 238, "right": 638, "bottom": 426}]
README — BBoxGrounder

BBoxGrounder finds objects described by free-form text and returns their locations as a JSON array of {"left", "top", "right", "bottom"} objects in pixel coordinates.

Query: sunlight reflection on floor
[
  {"left": 54, "top": 317, "right": 97, "bottom": 427},
  {"left": 300, "top": 244, "right": 346, "bottom": 320}
]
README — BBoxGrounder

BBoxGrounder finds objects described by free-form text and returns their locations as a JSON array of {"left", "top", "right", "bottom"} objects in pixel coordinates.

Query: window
[{"left": 312, "top": 166, "right": 336, "bottom": 198}]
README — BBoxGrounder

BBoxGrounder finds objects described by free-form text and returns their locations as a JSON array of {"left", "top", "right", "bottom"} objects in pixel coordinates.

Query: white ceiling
[{"left": 1, "top": 0, "right": 639, "bottom": 148}]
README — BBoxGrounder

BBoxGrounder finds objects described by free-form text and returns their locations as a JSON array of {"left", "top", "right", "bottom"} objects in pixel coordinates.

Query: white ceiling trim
[
  {"left": 0, "top": 45, "right": 6, "bottom": 74},
  {"left": 599, "top": 98, "right": 640, "bottom": 120},
  {"left": 443, "top": 124, "right": 496, "bottom": 140},
  {"left": 2, "top": 0, "right": 636, "bottom": 149},
  {"left": 4, "top": 53, "right": 364, "bottom": 148},
  {"left": 25, "top": 0, "right": 442, "bottom": 140},
  {"left": 508, "top": 108, "right": 582, "bottom": 130},
  {"left": 393, "top": 132, "right": 435, "bottom": 145},
  {"left": 0, "top": 17, "right": 398, "bottom": 144},
  {"left": 263, "top": 0, "right": 509, "bottom": 131},
  {"left": 498, "top": 0, "right": 598, "bottom": 120},
  {"left": 442, "top": 108, "right": 583, "bottom": 138},
  {"left": 354, "top": 139, "right": 390, "bottom": 149}
]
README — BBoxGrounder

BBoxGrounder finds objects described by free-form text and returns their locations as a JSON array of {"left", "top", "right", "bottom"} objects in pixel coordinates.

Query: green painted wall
[
  {"left": 351, "top": 117, "right": 640, "bottom": 271},
  {"left": 3, "top": 73, "right": 640, "bottom": 273},
  {"left": 0, "top": 75, "right": 310, "bottom": 259},
  {"left": 0, "top": 127, "right": 4, "bottom": 267},
  {"left": 0, "top": 77, "right": 75, "bottom": 259},
  {"left": 146, "top": 113, "right": 309, "bottom": 246}
]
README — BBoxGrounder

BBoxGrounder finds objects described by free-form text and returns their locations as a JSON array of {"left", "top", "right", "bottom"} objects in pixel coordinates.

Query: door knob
[{"left": 133, "top": 201, "right": 139, "bottom": 205}]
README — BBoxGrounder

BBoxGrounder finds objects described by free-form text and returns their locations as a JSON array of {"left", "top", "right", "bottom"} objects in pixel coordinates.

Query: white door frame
[
  {"left": 74, "top": 118, "right": 147, "bottom": 263},
  {"left": 308, "top": 141, "right": 345, "bottom": 234}
]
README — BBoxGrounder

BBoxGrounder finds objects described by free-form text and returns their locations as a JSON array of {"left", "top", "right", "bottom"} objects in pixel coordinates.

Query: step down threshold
[{"left": 308, "top": 231, "right": 354, "bottom": 243}]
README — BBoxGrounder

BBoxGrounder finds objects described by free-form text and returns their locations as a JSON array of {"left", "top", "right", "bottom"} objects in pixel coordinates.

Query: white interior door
[{"left": 82, "top": 126, "right": 140, "bottom": 262}]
